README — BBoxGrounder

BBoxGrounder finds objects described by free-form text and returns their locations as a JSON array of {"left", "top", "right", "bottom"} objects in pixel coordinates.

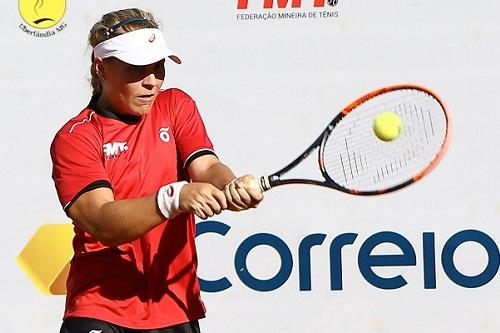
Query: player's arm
[
  {"left": 188, "top": 154, "right": 236, "bottom": 189},
  {"left": 67, "top": 180, "right": 227, "bottom": 247},
  {"left": 187, "top": 154, "right": 264, "bottom": 211},
  {"left": 67, "top": 188, "right": 163, "bottom": 247},
  {"left": 65, "top": 155, "right": 261, "bottom": 246}
]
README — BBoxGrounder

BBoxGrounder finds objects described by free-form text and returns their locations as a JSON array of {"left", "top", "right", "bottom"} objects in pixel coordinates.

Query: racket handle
[
  {"left": 257, "top": 176, "right": 271, "bottom": 192},
  {"left": 244, "top": 175, "right": 271, "bottom": 192}
]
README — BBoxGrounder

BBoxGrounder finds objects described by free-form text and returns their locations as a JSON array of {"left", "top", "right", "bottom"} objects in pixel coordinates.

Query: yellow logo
[{"left": 19, "top": 0, "right": 66, "bottom": 29}]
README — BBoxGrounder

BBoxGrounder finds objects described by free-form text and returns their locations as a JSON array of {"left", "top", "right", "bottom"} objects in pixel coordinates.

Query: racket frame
[{"left": 258, "top": 84, "right": 451, "bottom": 195}]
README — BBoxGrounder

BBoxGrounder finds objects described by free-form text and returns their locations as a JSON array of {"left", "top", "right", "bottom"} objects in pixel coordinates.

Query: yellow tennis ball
[{"left": 373, "top": 112, "right": 403, "bottom": 142}]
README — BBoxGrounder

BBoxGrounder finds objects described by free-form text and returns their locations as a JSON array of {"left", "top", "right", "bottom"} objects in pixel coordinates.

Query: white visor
[{"left": 93, "top": 28, "right": 181, "bottom": 66}]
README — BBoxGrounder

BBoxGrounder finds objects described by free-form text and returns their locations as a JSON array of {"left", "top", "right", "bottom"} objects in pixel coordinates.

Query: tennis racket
[{"left": 252, "top": 84, "right": 450, "bottom": 195}]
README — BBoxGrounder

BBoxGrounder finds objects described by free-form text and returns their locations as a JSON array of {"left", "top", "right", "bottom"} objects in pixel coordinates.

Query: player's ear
[{"left": 94, "top": 57, "right": 105, "bottom": 80}]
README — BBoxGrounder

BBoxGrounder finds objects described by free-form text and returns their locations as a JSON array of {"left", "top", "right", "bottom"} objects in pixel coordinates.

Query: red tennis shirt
[{"left": 50, "top": 89, "right": 214, "bottom": 329}]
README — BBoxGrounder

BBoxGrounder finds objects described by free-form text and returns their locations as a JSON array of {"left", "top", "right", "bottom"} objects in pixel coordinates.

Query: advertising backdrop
[{"left": 2, "top": 1, "right": 500, "bottom": 332}]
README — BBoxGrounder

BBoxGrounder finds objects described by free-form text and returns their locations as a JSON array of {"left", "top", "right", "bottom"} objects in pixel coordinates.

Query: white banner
[{"left": 2, "top": 1, "right": 500, "bottom": 332}]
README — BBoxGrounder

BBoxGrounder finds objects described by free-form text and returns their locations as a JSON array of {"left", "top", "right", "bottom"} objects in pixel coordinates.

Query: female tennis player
[{"left": 51, "top": 8, "right": 262, "bottom": 333}]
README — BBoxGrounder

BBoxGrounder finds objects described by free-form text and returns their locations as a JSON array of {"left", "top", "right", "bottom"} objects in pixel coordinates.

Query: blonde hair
[{"left": 88, "top": 8, "right": 160, "bottom": 96}]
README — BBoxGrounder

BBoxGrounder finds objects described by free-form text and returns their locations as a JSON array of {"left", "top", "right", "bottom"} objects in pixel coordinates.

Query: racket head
[{"left": 319, "top": 84, "right": 451, "bottom": 195}]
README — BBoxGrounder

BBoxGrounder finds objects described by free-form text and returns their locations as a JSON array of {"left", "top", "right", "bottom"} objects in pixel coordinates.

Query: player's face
[{"left": 99, "top": 58, "right": 165, "bottom": 117}]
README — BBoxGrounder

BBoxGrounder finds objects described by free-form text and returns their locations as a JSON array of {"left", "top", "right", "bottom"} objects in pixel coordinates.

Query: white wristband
[{"left": 157, "top": 181, "right": 188, "bottom": 219}]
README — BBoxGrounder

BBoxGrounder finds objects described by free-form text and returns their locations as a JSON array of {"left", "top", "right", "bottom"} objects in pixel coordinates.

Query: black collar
[{"left": 89, "top": 95, "right": 142, "bottom": 124}]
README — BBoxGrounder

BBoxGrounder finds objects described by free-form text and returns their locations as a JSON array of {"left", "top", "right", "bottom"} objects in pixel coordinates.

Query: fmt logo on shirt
[{"left": 103, "top": 142, "right": 128, "bottom": 159}]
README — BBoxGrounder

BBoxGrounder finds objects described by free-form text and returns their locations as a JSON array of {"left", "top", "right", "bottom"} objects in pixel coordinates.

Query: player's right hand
[
  {"left": 179, "top": 183, "right": 227, "bottom": 219},
  {"left": 224, "top": 175, "right": 264, "bottom": 211}
]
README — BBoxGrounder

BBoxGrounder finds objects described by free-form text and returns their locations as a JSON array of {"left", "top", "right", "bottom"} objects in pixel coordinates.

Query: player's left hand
[{"left": 224, "top": 174, "right": 264, "bottom": 211}]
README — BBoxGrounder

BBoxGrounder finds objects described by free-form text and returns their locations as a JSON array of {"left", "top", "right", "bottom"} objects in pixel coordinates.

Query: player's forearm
[
  {"left": 88, "top": 195, "right": 164, "bottom": 247},
  {"left": 190, "top": 161, "right": 236, "bottom": 190}
]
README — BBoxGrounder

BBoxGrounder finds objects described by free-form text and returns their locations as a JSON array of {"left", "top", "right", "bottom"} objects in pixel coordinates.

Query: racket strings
[{"left": 322, "top": 89, "right": 448, "bottom": 192}]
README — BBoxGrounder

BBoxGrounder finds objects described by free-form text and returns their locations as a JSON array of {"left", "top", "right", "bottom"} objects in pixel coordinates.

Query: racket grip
[
  {"left": 245, "top": 175, "right": 271, "bottom": 192},
  {"left": 257, "top": 176, "right": 272, "bottom": 192}
]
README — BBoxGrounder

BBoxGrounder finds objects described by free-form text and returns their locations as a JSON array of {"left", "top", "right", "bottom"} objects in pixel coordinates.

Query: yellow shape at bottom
[{"left": 17, "top": 223, "right": 74, "bottom": 295}]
